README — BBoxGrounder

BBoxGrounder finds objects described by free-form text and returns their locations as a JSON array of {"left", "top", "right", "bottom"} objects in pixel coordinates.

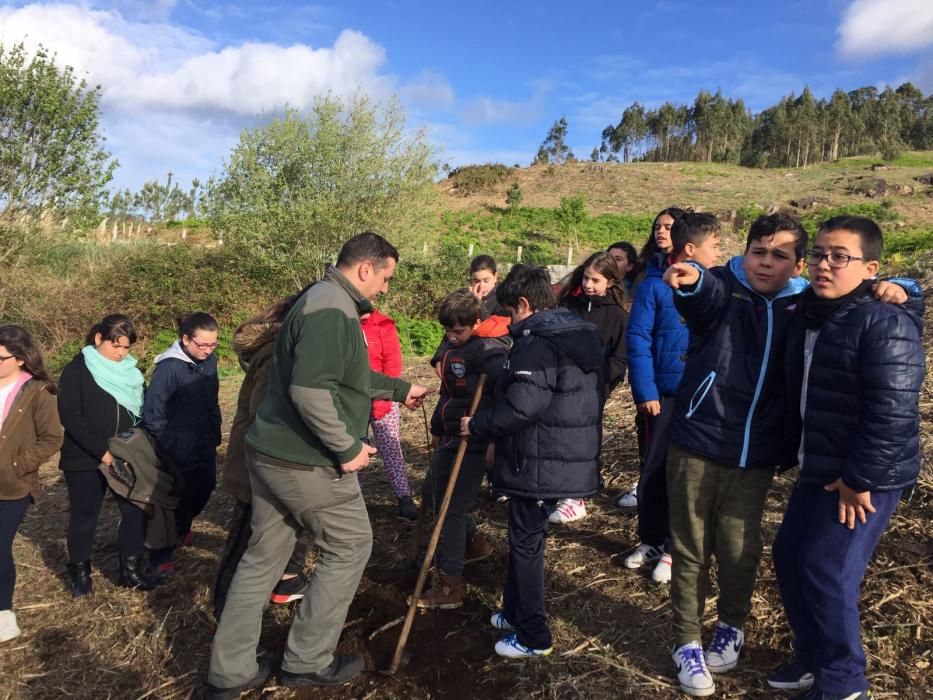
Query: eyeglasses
[
  {"left": 0, "top": 354, "right": 14, "bottom": 362},
  {"left": 805, "top": 250, "right": 866, "bottom": 268},
  {"left": 188, "top": 339, "right": 219, "bottom": 350}
]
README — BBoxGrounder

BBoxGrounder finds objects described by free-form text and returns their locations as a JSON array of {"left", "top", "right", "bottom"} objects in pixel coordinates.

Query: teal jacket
[{"left": 247, "top": 266, "right": 411, "bottom": 469}]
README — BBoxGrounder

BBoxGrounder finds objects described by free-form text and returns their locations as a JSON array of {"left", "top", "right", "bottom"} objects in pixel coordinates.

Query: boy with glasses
[{"left": 770, "top": 216, "right": 924, "bottom": 700}]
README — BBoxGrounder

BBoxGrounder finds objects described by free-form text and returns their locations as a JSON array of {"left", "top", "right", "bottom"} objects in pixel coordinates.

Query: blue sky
[{"left": 2, "top": 0, "right": 932, "bottom": 192}]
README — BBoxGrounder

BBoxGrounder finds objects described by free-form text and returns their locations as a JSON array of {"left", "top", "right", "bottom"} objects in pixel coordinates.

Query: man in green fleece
[{"left": 208, "top": 233, "right": 431, "bottom": 698}]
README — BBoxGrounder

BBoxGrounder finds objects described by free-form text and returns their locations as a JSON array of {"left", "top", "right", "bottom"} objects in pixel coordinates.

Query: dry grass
[{"left": 2, "top": 328, "right": 932, "bottom": 700}]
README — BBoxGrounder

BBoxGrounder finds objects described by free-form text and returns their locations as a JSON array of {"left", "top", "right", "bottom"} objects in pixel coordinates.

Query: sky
[{"left": 2, "top": 0, "right": 933, "bottom": 192}]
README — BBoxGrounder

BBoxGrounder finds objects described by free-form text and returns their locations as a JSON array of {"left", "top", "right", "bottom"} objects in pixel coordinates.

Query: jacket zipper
[
  {"left": 685, "top": 371, "right": 717, "bottom": 418},
  {"left": 739, "top": 297, "right": 774, "bottom": 468}
]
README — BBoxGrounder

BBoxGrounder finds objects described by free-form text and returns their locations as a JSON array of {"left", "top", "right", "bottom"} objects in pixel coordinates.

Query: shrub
[
  {"left": 449, "top": 164, "right": 511, "bottom": 195},
  {"left": 395, "top": 316, "right": 445, "bottom": 356}
]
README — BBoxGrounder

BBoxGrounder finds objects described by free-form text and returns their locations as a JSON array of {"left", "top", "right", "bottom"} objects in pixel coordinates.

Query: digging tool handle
[{"left": 389, "top": 374, "right": 487, "bottom": 674}]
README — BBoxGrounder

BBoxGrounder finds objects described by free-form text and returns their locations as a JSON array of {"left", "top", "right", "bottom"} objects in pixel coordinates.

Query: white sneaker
[
  {"left": 490, "top": 611, "right": 515, "bottom": 631},
  {"left": 548, "top": 499, "right": 586, "bottom": 524},
  {"left": 616, "top": 482, "right": 639, "bottom": 508},
  {"left": 0, "top": 610, "right": 21, "bottom": 643},
  {"left": 624, "top": 543, "right": 664, "bottom": 569},
  {"left": 652, "top": 553, "right": 673, "bottom": 583},
  {"left": 495, "top": 632, "right": 552, "bottom": 659},
  {"left": 705, "top": 622, "right": 744, "bottom": 673},
  {"left": 672, "top": 641, "right": 715, "bottom": 696}
]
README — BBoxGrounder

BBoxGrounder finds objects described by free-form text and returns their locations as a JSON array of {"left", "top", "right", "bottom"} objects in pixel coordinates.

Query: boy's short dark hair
[
  {"left": 496, "top": 264, "right": 556, "bottom": 312},
  {"left": 746, "top": 213, "right": 808, "bottom": 260},
  {"left": 438, "top": 289, "right": 484, "bottom": 328},
  {"left": 817, "top": 215, "right": 883, "bottom": 262},
  {"left": 470, "top": 254, "right": 497, "bottom": 275},
  {"left": 336, "top": 232, "right": 399, "bottom": 270},
  {"left": 671, "top": 213, "right": 721, "bottom": 256}
]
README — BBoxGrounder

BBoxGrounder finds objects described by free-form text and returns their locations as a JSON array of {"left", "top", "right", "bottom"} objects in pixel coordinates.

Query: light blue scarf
[{"left": 81, "top": 345, "right": 145, "bottom": 420}]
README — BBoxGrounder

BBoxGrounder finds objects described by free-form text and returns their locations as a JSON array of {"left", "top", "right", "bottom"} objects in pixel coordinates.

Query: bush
[
  {"left": 395, "top": 316, "right": 445, "bottom": 356},
  {"left": 448, "top": 164, "right": 511, "bottom": 195}
]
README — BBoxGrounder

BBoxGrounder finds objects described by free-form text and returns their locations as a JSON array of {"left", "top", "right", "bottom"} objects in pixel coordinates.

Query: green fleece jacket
[{"left": 246, "top": 266, "right": 411, "bottom": 469}]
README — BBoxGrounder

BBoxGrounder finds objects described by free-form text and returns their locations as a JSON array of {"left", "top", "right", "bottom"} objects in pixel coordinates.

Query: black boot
[
  {"left": 118, "top": 555, "right": 161, "bottom": 591},
  {"left": 66, "top": 561, "right": 93, "bottom": 598}
]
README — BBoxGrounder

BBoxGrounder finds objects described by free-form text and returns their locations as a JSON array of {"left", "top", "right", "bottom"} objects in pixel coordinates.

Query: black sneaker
[
  {"left": 280, "top": 654, "right": 364, "bottom": 687},
  {"left": 270, "top": 574, "right": 308, "bottom": 604},
  {"left": 768, "top": 659, "right": 815, "bottom": 690},
  {"left": 206, "top": 658, "right": 270, "bottom": 700},
  {"left": 397, "top": 496, "right": 418, "bottom": 521}
]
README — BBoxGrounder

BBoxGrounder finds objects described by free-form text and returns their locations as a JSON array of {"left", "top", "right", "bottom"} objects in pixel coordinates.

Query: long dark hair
[
  {"left": 557, "top": 252, "right": 627, "bottom": 308},
  {"left": 0, "top": 325, "right": 57, "bottom": 394},
  {"left": 635, "top": 207, "right": 687, "bottom": 276}
]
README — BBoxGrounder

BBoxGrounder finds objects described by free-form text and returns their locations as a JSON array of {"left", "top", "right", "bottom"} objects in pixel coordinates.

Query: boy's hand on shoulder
[
  {"left": 871, "top": 280, "right": 908, "bottom": 304},
  {"left": 825, "top": 478, "right": 876, "bottom": 530},
  {"left": 637, "top": 400, "right": 661, "bottom": 416},
  {"left": 664, "top": 263, "right": 700, "bottom": 290},
  {"left": 404, "top": 385, "right": 434, "bottom": 409}
]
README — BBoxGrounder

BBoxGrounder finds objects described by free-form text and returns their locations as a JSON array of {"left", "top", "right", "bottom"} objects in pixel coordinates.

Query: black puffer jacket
[
  {"left": 560, "top": 290, "right": 628, "bottom": 392},
  {"left": 468, "top": 308, "right": 604, "bottom": 500},
  {"left": 786, "top": 290, "right": 925, "bottom": 492},
  {"left": 58, "top": 353, "right": 137, "bottom": 472},
  {"left": 142, "top": 341, "right": 221, "bottom": 470},
  {"left": 670, "top": 257, "right": 808, "bottom": 469}
]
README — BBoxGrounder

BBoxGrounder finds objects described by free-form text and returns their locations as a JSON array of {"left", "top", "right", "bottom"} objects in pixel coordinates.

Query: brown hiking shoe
[
  {"left": 464, "top": 533, "right": 494, "bottom": 564},
  {"left": 410, "top": 574, "right": 464, "bottom": 609}
]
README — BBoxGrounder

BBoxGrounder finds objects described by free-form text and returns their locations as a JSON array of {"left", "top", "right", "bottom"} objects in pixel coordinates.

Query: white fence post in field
[
  {"left": 517, "top": 245, "right": 523, "bottom": 262},
  {"left": 422, "top": 242, "right": 429, "bottom": 257},
  {"left": 181, "top": 228, "right": 187, "bottom": 241},
  {"left": 468, "top": 243, "right": 474, "bottom": 257},
  {"left": 567, "top": 246, "right": 573, "bottom": 266}
]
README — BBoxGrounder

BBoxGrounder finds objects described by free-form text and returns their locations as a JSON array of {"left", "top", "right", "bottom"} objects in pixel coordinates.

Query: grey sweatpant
[{"left": 208, "top": 449, "right": 373, "bottom": 688}]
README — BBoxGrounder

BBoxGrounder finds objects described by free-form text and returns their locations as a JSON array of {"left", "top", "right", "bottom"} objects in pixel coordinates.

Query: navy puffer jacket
[
  {"left": 626, "top": 254, "right": 689, "bottom": 402},
  {"left": 142, "top": 341, "right": 221, "bottom": 469},
  {"left": 468, "top": 308, "right": 604, "bottom": 500},
  {"left": 670, "top": 257, "right": 808, "bottom": 469},
  {"left": 786, "top": 290, "right": 925, "bottom": 492}
]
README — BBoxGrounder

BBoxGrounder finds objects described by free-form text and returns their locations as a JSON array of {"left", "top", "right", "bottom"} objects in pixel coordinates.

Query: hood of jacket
[
  {"left": 233, "top": 316, "right": 283, "bottom": 368},
  {"left": 728, "top": 255, "right": 809, "bottom": 300},
  {"left": 512, "top": 308, "right": 603, "bottom": 373},
  {"left": 474, "top": 314, "right": 511, "bottom": 338},
  {"left": 153, "top": 340, "right": 195, "bottom": 365}
]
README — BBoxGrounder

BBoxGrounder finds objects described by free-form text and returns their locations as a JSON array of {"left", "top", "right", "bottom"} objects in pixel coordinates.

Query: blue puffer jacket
[
  {"left": 786, "top": 288, "right": 925, "bottom": 492},
  {"left": 670, "top": 257, "right": 808, "bottom": 469},
  {"left": 468, "top": 308, "right": 604, "bottom": 500},
  {"left": 626, "top": 254, "right": 689, "bottom": 403},
  {"left": 142, "top": 341, "right": 221, "bottom": 470}
]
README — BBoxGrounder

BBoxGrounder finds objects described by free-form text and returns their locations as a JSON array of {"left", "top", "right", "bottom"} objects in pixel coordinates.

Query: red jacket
[{"left": 362, "top": 310, "right": 403, "bottom": 420}]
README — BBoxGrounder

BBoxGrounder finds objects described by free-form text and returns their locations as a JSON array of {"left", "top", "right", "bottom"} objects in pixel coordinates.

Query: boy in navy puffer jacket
[
  {"left": 770, "top": 216, "right": 924, "bottom": 700},
  {"left": 461, "top": 264, "right": 603, "bottom": 660},
  {"left": 662, "top": 213, "right": 913, "bottom": 698}
]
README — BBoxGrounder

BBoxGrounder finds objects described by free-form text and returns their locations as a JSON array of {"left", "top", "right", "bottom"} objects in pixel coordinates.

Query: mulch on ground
[{"left": 2, "top": 338, "right": 931, "bottom": 699}]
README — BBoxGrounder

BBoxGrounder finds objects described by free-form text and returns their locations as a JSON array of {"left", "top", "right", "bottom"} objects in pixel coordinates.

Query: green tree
[
  {"left": 533, "top": 117, "right": 574, "bottom": 165},
  {"left": 209, "top": 95, "right": 436, "bottom": 285},
  {"left": 0, "top": 43, "right": 116, "bottom": 224},
  {"left": 505, "top": 182, "right": 523, "bottom": 212}
]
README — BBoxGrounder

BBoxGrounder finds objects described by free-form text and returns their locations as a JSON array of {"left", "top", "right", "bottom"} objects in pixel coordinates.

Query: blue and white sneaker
[
  {"left": 672, "top": 641, "right": 714, "bottom": 697},
  {"left": 767, "top": 658, "right": 815, "bottom": 690},
  {"left": 494, "top": 633, "right": 552, "bottom": 659},
  {"left": 705, "top": 621, "right": 743, "bottom": 673},
  {"left": 490, "top": 611, "right": 515, "bottom": 631}
]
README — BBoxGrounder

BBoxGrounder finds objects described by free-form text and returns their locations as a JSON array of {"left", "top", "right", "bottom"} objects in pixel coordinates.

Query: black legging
[
  {"left": 0, "top": 496, "right": 30, "bottom": 610},
  {"left": 64, "top": 470, "right": 147, "bottom": 562},
  {"left": 212, "top": 499, "right": 309, "bottom": 620}
]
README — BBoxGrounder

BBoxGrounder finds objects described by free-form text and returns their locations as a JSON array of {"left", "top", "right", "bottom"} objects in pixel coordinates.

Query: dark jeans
[
  {"left": 64, "top": 470, "right": 147, "bottom": 561},
  {"left": 503, "top": 497, "right": 555, "bottom": 650},
  {"left": 151, "top": 459, "right": 216, "bottom": 565},
  {"left": 773, "top": 482, "right": 901, "bottom": 696},
  {"left": 0, "top": 496, "right": 30, "bottom": 609},
  {"left": 636, "top": 397, "right": 674, "bottom": 547},
  {"left": 421, "top": 447, "right": 486, "bottom": 576},
  {"left": 213, "top": 499, "right": 310, "bottom": 620},
  {"left": 635, "top": 405, "right": 662, "bottom": 464}
]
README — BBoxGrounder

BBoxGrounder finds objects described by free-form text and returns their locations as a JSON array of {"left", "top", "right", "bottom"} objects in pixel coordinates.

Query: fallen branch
[{"left": 368, "top": 615, "right": 405, "bottom": 640}]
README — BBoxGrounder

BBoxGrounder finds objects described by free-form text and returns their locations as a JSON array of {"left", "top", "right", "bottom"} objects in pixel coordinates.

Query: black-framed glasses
[
  {"left": 805, "top": 250, "right": 866, "bottom": 268},
  {"left": 0, "top": 354, "right": 14, "bottom": 362}
]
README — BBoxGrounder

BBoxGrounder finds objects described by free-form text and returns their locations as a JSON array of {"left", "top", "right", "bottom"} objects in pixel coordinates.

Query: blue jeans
[
  {"left": 0, "top": 496, "right": 31, "bottom": 609},
  {"left": 773, "top": 482, "right": 901, "bottom": 696}
]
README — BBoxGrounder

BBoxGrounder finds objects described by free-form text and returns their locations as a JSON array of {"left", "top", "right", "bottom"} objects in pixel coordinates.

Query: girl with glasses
[{"left": 143, "top": 312, "right": 222, "bottom": 574}]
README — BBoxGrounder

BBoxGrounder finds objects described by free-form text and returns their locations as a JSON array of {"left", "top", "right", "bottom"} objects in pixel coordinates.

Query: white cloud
[
  {"left": 399, "top": 70, "right": 455, "bottom": 109},
  {"left": 837, "top": 0, "right": 933, "bottom": 60},
  {"left": 460, "top": 83, "right": 552, "bottom": 126}
]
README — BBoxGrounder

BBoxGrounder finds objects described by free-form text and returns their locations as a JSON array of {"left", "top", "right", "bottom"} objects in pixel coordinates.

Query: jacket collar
[
  {"left": 729, "top": 255, "right": 808, "bottom": 300},
  {"left": 324, "top": 266, "right": 373, "bottom": 316}
]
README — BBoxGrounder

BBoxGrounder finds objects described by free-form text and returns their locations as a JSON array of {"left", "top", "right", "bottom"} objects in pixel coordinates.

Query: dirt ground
[{"left": 2, "top": 339, "right": 932, "bottom": 700}]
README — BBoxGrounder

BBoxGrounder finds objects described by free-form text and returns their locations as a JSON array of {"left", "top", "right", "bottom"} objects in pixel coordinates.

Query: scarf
[
  {"left": 81, "top": 345, "right": 145, "bottom": 420},
  {"left": 1, "top": 371, "right": 32, "bottom": 425},
  {"left": 801, "top": 279, "right": 875, "bottom": 329}
]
